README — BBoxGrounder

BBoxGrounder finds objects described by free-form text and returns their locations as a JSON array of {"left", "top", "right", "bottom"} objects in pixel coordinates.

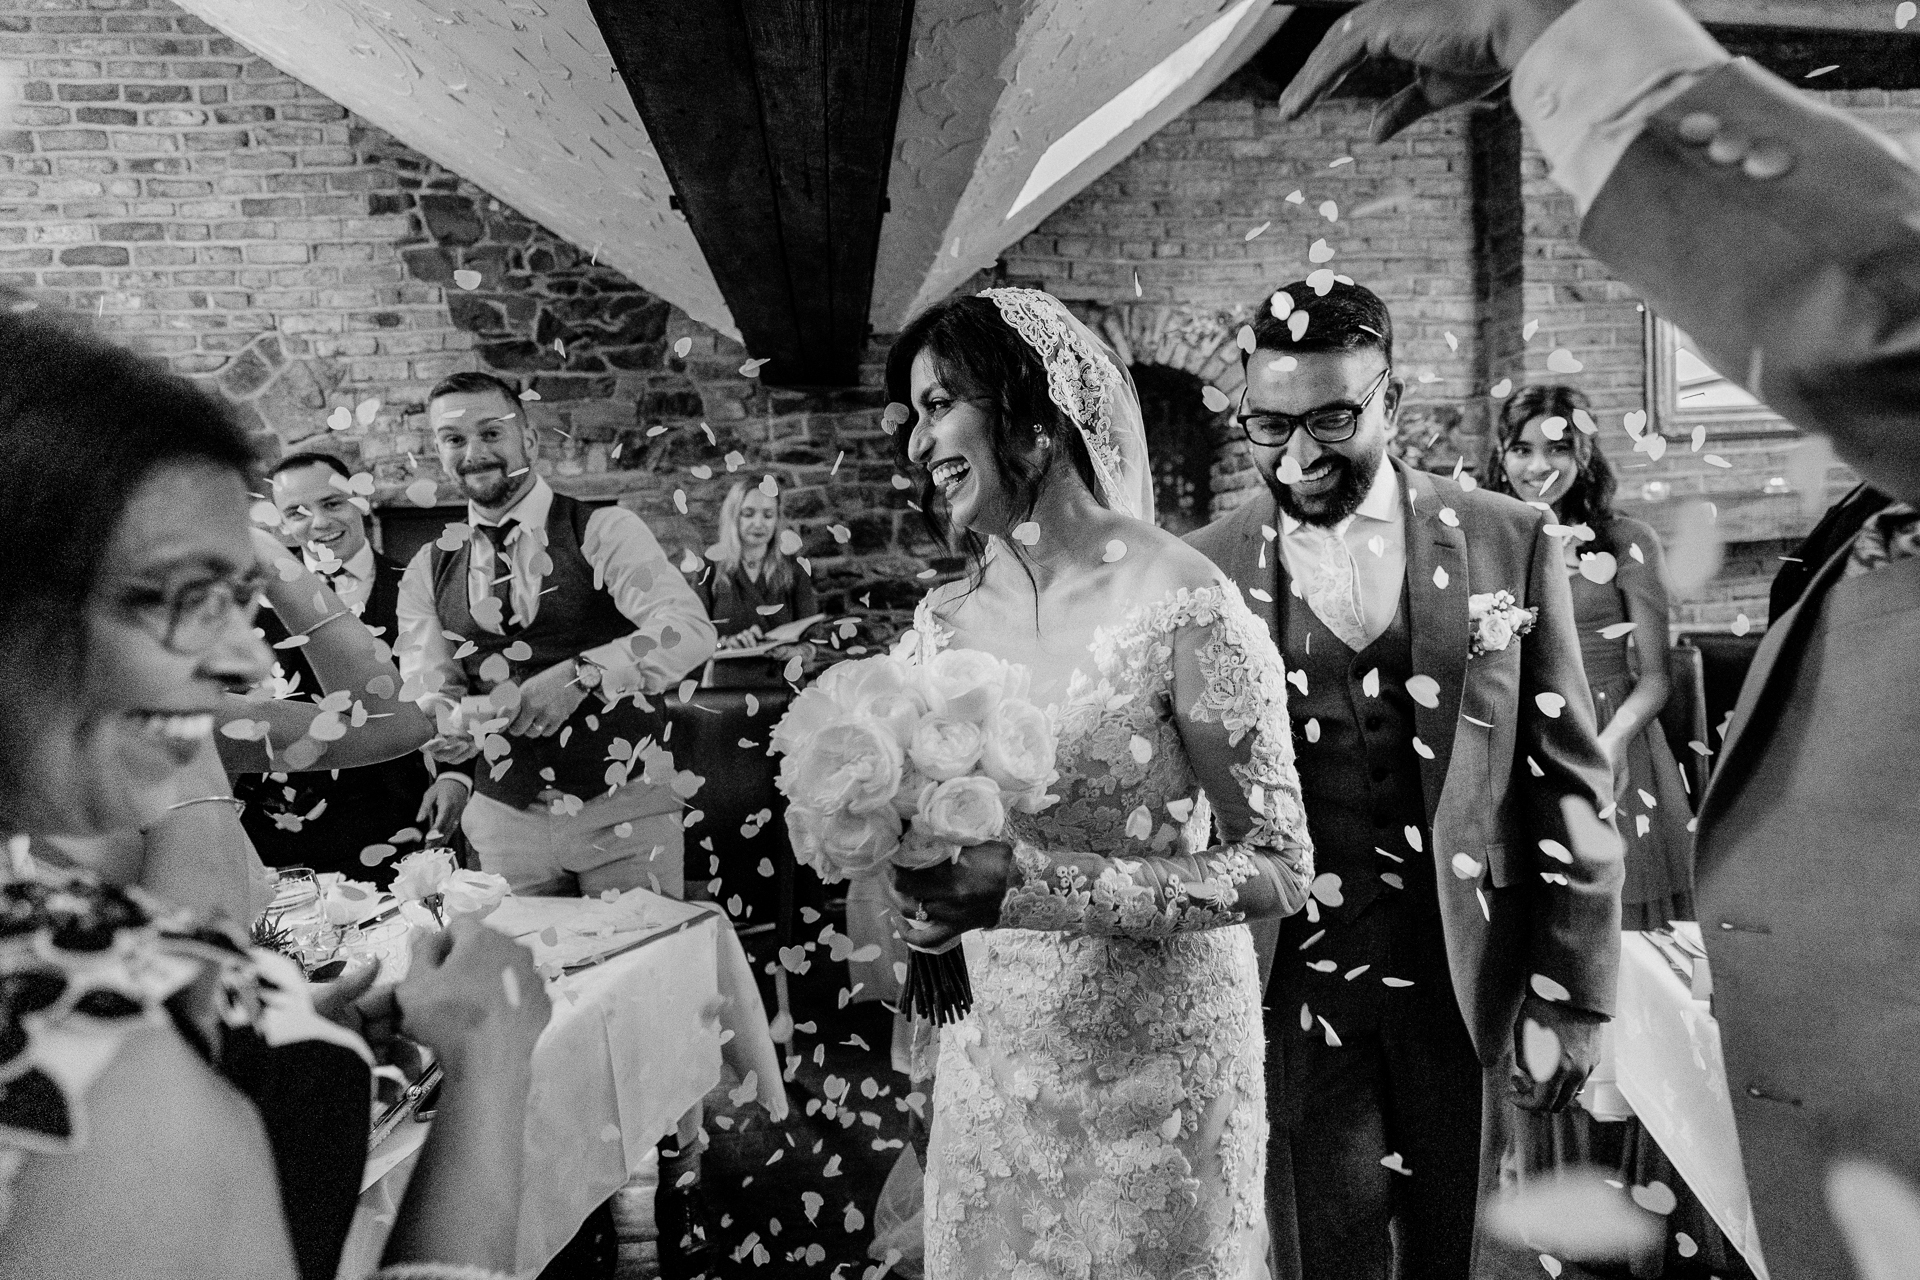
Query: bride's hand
[{"left": 890, "top": 840, "right": 1015, "bottom": 949}]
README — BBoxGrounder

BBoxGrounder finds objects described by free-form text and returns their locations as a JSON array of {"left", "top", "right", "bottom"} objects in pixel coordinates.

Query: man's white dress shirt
[
  {"left": 304, "top": 542, "right": 375, "bottom": 619},
  {"left": 1278, "top": 457, "right": 1406, "bottom": 653},
  {"left": 395, "top": 476, "right": 717, "bottom": 709}
]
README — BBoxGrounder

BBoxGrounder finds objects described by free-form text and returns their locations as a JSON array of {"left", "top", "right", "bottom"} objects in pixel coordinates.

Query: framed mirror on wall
[{"left": 1643, "top": 311, "right": 1795, "bottom": 440}]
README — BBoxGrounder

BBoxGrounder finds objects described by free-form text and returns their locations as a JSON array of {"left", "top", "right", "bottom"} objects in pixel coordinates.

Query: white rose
[
  {"left": 914, "top": 775, "right": 1007, "bottom": 845},
  {"left": 780, "top": 716, "right": 904, "bottom": 815},
  {"left": 1478, "top": 613, "right": 1515, "bottom": 652},
  {"left": 908, "top": 714, "right": 986, "bottom": 781},
  {"left": 770, "top": 683, "right": 843, "bottom": 759},
  {"left": 979, "top": 699, "right": 1057, "bottom": 793},
  {"left": 440, "top": 869, "right": 510, "bottom": 920},
  {"left": 1467, "top": 592, "right": 1494, "bottom": 621},
  {"left": 890, "top": 768, "right": 938, "bottom": 820},
  {"left": 919, "top": 648, "right": 1011, "bottom": 723},
  {"left": 865, "top": 691, "right": 926, "bottom": 752},
  {"left": 795, "top": 805, "right": 902, "bottom": 881},
  {"left": 392, "top": 847, "right": 455, "bottom": 902},
  {"left": 771, "top": 655, "right": 917, "bottom": 756},
  {"left": 891, "top": 825, "right": 959, "bottom": 871}
]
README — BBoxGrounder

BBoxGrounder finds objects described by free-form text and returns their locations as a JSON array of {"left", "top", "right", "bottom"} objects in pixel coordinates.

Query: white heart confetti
[
  {"left": 1308, "top": 237, "right": 1335, "bottom": 263},
  {"left": 1201, "top": 385, "right": 1231, "bottom": 412},
  {"left": 1530, "top": 973, "right": 1572, "bottom": 1002},
  {"left": 1579, "top": 553, "right": 1617, "bottom": 584},
  {"left": 1546, "top": 348, "right": 1582, "bottom": 373},
  {"left": 1277, "top": 455, "right": 1305, "bottom": 484},
  {"left": 1535, "top": 692, "right": 1566, "bottom": 718},
  {"left": 1405, "top": 675, "right": 1440, "bottom": 708},
  {"left": 1103, "top": 539, "right": 1127, "bottom": 563},
  {"left": 673, "top": 336, "right": 693, "bottom": 358},
  {"left": 1011, "top": 521, "right": 1040, "bottom": 546},
  {"left": 452, "top": 269, "right": 482, "bottom": 290},
  {"left": 1451, "top": 852, "right": 1482, "bottom": 880},
  {"left": 1489, "top": 378, "right": 1512, "bottom": 399},
  {"left": 1522, "top": 1018, "right": 1561, "bottom": 1082}
]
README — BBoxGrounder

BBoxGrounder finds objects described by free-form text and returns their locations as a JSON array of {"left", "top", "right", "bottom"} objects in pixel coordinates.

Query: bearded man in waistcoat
[
  {"left": 394, "top": 369, "right": 719, "bottom": 1276},
  {"left": 1186, "top": 280, "right": 1623, "bottom": 1280}
]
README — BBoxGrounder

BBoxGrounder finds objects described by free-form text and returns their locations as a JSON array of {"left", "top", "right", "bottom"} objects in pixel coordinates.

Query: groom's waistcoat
[{"left": 1281, "top": 578, "right": 1432, "bottom": 923}]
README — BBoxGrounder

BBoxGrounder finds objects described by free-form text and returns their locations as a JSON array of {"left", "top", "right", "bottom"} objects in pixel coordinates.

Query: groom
[{"left": 1187, "top": 279, "right": 1623, "bottom": 1279}]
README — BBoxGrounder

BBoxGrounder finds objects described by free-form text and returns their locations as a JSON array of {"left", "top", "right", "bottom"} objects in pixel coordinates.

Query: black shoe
[{"left": 654, "top": 1180, "right": 721, "bottom": 1280}]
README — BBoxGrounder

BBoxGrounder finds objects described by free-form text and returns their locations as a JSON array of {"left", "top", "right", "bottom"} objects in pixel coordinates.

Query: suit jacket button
[
  {"left": 1707, "top": 132, "right": 1750, "bottom": 166},
  {"left": 1742, "top": 142, "right": 1794, "bottom": 180},
  {"left": 1677, "top": 111, "right": 1721, "bottom": 144}
]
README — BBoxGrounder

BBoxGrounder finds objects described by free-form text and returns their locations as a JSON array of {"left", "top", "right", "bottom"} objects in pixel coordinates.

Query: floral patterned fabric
[
  {"left": 0, "top": 843, "right": 382, "bottom": 1278},
  {"left": 916, "top": 584, "right": 1313, "bottom": 1280}
]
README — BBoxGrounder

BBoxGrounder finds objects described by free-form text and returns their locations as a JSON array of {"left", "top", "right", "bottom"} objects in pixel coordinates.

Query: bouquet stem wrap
[{"left": 771, "top": 646, "right": 1060, "bottom": 1026}]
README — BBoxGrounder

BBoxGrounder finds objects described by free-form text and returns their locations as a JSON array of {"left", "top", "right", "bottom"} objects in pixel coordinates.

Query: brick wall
[{"left": 0, "top": 0, "right": 939, "bottom": 620}]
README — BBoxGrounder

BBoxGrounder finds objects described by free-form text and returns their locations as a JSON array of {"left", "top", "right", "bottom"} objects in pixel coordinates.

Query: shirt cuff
[
  {"left": 1510, "top": 0, "right": 1729, "bottom": 214},
  {"left": 432, "top": 770, "right": 474, "bottom": 791},
  {"left": 580, "top": 639, "right": 646, "bottom": 701}
]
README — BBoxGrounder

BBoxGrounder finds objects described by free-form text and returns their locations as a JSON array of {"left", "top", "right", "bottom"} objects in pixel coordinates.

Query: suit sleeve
[
  {"left": 1578, "top": 55, "right": 1920, "bottom": 507},
  {"left": 1517, "top": 513, "right": 1625, "bottom": 1017},
  {"left": 578, "top": 505, "right": 718, "bottom": 698}
]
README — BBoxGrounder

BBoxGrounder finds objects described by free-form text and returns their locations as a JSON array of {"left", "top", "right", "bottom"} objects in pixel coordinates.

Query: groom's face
[{"left": 1243, "top": 347, "right": 1399, "bottom": 527}]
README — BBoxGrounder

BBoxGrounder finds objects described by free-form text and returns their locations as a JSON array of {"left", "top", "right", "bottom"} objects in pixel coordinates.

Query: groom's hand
[
  {"left": 1511, "top": 992, "right": 1606, "bottom": 1113},
  {"left": 1277, "top": 0, "right": 1577, "bottom": 141},
  {"left": 891, "top": 840, "right": 1015, "bottom": 950}
]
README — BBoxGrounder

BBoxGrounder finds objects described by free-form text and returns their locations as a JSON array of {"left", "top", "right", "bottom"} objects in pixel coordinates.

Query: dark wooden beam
[
  {"left": 1283, "top": 0, "right": 1920, "bottom": 33},
  {"left": 591, "top": 0, "right": 914, "bottom": 386}
]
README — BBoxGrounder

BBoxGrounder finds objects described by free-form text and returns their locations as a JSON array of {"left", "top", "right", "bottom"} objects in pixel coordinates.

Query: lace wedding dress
[{"left": 914, "top": 582, "right": 1314, "bottom": 1280}]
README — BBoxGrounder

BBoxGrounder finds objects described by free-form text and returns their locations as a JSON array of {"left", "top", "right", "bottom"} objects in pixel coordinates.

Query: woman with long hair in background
[{"left": 701, "top": 479, "right": 818, "bottom": 650}]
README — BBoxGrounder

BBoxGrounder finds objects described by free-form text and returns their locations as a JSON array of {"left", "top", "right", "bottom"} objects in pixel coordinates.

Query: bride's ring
[{"left": 910, "top": 903, "right": 930, "bottom": 924}]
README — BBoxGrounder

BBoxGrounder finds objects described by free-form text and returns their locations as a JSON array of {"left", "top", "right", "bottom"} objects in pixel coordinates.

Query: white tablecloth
[
  {"left": 338, "top": 890, "right": 786, "bottom": 1279},
  {"left": 1596, "top": 930, "right": 1768, "bottom": 1280}
]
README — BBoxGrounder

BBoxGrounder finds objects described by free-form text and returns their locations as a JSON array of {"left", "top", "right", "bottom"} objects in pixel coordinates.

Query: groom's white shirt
[{"left": 1277, "top": 454, "right": 1405, "bottom": 650}]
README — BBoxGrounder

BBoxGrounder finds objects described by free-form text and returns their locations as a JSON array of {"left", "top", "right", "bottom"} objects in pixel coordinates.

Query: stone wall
[{"left": 0, "top": 0, "right": 939, "bottom": 617}]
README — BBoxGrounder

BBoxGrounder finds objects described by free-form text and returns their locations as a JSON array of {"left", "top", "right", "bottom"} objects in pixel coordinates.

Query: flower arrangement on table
[
  {"left": 771, "top": 646, "right": 1059, "bottom": 1023},
  {"left": 391, "top": 847, "right": 511, "bottom": 928}
]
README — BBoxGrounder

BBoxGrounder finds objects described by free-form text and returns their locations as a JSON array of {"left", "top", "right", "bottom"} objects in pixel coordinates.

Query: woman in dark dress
[
  {"left": 1492, "top": 384, "right": 1694, "bottom": 927},
  {"left": 0, "top": 312, "right": 549, "bottom": 1280},
  {"left": 700, "top": 480, "right": 817, "bottom": 648}
]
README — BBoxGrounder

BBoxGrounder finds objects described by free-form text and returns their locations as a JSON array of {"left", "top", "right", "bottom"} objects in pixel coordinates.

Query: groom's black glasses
[{"left": 1235, "top": 365, "right": 1392, "bottom": 448}]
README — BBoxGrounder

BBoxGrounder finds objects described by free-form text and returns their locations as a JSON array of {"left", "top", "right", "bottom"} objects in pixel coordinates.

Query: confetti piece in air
[
  {"left": 1289, "top": 310, "right": 1311, "bottom": 340},
  {"left": 1285, "top": 189, "right": 1304, "bottom": 203},
  {"left": 1011, "top": 521, "right": 1040, "bottom": 546},
  {"left": 1530, "top": 973, "right": 1572, "bottom": 1002},
  {"left": 1404, "top": 826, "right": 1423, "bottom": 852},
  {"left": 1319, "top": 200, "right": 1339, "bottom": 221},
  {"left": 1731, "top": 613, "right": 1751, "bottom": 636},
  {"left": 1675, "top": 1232, "right": 1699, "bottom": 1258},
  {"left": 1629, "top": 1181, "right": 1677, "bottom": 1215},
  {"left": 1305, "top": 268, "right": 1337, "bottom": 295},
  {"left": 1438, "top": 506, "right": 1460, "bottom": 528},
  {"left": 892, "top": 474, "right": 912, "bottom": 491},
  {"left": 1903, "top": 1, "right": 1918, "bottom": 29},
  {"left": 678, "top": 549, "right": 701, "bottom": 573},
  {"left": 1304, "top": 718, "right": 1321, "bottom": 743},
  {"left": 1522, "top": 1019, "right": 1561, "bottom": 1081},
  {"left": 1444, "top": 331, "right": 1458, "bottom": 352},
  {"left": 831, "top": 451, "right": 844, "bottom": 475},
  {"left": 1270, "top": 290, "right": 1294, "bottom": 320},
  {"left": 674, "top": 489, "right": 687, "bottom": 514},
  {"left": 1538, "top": 839, "right": 1573, "bottom": 865},
  {"left": 1523, "top": 319, "right": 1540, "bottom": 342},
  {"left": 404, "top": 479, "right": 438, "bottom": 506},
  {"left": 1546, "top": 348, "right": 1582, "bottom": 373},
  {"left": 1381, "top": 1152, "right": 1411, "bottom": 1175},
  {"left": 673, "top": 336, "right": 693, "bottom": 358},
  {"left": 1433, "top": 565, "right": 1449, "bottom": 590},
  {"left": 1244, "top": 220, "right": 1271, "bottom": 241},
  {"left": 1579, "top": 552, "right": 1617, "bottom": 584},
  {"left": 1308, "top": 238, "right": 1335, "bottom": 264},
  {"left": 1103, "top": 539, "right": 1127, "bottom": 563},
  {"left": 1405, "top": 675, "right": 1440, "bottom": 708},
  {"left": 519, "top": 388, "right": 541, "bottom": 401},
  {"left": 1201, "top": 385, "right": 1231, "bottom": 412},
  {"left": 1539, "top": 415, "right": 1566, "bottom": 441},
  {"left": 1133, "top": 269, "right": 1142, "bottom": 297},
  {"left": 1269, "top": 355, "right": 1298, "bottom": 373},
  {"left": 501, "top": 967, "right": 521, "bottom": 1008},
  {"left": 1329, "top": 155, "right": 1353, "bottom": 167},
  {"left": 355, "top": 398, "right": 381, "bottom": 426},
  {"left": 740, "top": 357, "right": 769, "bottom": 377},
  {"left": 1689, "top": 424, "right": 1708, "bottom": 453},
  {"left": 1535, "top": 692, "right": 1566, "bottom": 718},
  {"left": 1237, "top": 324, "right": 1257, "bottom": 353},
  {"left": 1703, "top": 453, "right": 1732, "bottom": 469},
  {"left": 452, "top": 269, "right": 482, "bottom": 290},
  {"left": 1277, "top": 456, "right": 1305, "bottom": 484},
  {"left": 1489, "top": 378, "right": 1513, "bottom": 399},
  {"left": 1451, "top": 852, "right": 1482, "bottom": 880},
  {"left": 327, "top": 406, "right": 352, "bottom": 431}
]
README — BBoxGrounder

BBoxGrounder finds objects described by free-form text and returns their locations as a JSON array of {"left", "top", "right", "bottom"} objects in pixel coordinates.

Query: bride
[{"left": 887, "top": 288, "right": 1315, "bottom": 1279}]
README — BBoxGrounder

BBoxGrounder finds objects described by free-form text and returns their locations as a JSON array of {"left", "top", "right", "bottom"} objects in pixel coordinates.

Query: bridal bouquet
[{"left": 772, "top": 647, "right": 1059, "bottom": 1023}]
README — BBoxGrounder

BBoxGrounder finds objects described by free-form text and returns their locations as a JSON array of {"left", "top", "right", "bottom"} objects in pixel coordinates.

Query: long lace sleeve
[{"left": 997, "top": 586, "right": 1314, "bottom": 936}]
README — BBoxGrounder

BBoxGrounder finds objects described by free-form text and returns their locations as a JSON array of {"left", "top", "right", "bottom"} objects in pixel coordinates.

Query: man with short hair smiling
[
  {"left": 231, "top": 450, "right": 451, "bottom": 885},
  {"left": 395, "top": 370, "right": 720, "bottom": 1275},
  {"left": 1187, "top": 279, "right": 1623, "bottom": 1278}
]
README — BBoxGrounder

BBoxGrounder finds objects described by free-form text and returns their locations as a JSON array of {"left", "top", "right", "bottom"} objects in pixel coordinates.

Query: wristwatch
[{"left": 572, "top": 656, "right": 604, "bottom": 690}]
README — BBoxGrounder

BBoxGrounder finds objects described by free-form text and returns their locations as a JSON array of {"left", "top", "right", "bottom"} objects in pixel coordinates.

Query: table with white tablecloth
[
  {"left": 338, "top": 889, "right": 786, "bottom": 1279},
  {"left": 1580, "top": 928, "right": 1768, "bottom": 1280}
]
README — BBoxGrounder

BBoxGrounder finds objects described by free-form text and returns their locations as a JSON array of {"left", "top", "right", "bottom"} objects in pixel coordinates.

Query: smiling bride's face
[{"left": 906, "top": 349, "right": 1025, "bottom": 539}]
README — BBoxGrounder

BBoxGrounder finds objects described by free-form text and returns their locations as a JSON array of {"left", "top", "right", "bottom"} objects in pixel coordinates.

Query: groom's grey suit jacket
[{"left": 1187, "top": 460, "right": 1623, "bottom": 1063}]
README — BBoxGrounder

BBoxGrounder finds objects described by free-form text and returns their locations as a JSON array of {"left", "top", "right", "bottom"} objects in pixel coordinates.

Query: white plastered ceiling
[
  {"left": 171, "top": 0, "right": 739, "bottom": 339},
  {"left": 176, "top": 0, "right": 1281, "bottom": 347}
]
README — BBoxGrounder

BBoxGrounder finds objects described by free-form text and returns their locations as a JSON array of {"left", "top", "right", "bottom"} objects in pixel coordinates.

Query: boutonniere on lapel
[{"left": 1466, "top": 590, "right": 1538, "bottom": 658}]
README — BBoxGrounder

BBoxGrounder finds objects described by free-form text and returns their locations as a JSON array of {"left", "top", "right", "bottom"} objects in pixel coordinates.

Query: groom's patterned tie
[
  {"left": 1846, "top": 502, "right": 1920, "bottom": 577},
  {"left": 1303, "top": 528, "right": 1372, "bottom": 651}
]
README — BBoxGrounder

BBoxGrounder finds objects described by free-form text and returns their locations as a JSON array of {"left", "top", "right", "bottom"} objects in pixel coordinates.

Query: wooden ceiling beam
[
  {"left": 592, "top": 0, "right": 914, "bottom": 386},
  {"left": 1283, "top": 0, "right": 1919, "bottom": 35}
]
